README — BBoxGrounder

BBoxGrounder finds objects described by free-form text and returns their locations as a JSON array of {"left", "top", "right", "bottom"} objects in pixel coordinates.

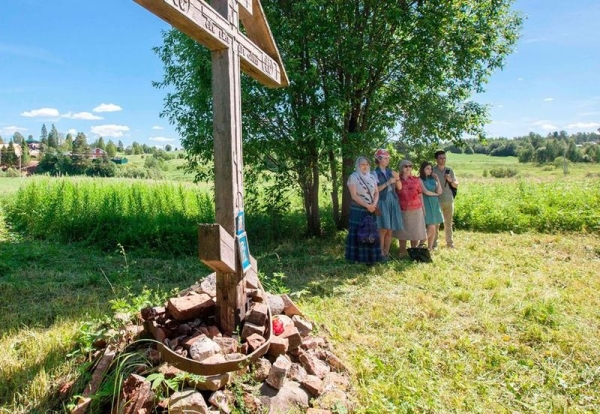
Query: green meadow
[{"left": 0, "top": 153, "right": 599, "bottom": 413}]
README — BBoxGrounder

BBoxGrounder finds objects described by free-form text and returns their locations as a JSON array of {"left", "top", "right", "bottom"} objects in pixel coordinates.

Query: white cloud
[
  {"left": 20, "top": 107, "right": 60, "bottom": 117},
  {"left": 517, "top": 77, "right": 524, "bottom": 81},
  {"left": 149, "top": 136, "right": 176, "bottom": 142},
  {"left": 91, "top": 124, "right": 130, "bottom": 137},
  {"left": 497, "top": 105, "right": 504, "bottom": 108},
  {"left": 152, "top": 126, "right": 164, "bottom": 130},
  {"left": 62, "top": 111, "right": 104, "bottom": 120},
  {"left": 543, "top": 98, "right": 554, "bottom": 102},
  {"left": 565, "top": 122, "right": 600, "bottom": 130},
  {"left": 578, "top": 111, "right": 600, "bottom": 117},
  {"left": 93, "top": 103, "right": 122, "bottom": 113},
  {"left": 0, "top": 126, "right": 28, "bottom": 136},
  {"left": 532, "top": 120, "right": 557, "bottom": 130},
  {"left": 67, "top": 128, "right": 78, "bottom": 135}
]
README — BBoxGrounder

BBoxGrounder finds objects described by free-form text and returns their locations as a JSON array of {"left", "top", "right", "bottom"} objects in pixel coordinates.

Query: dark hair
[
  {"left": 434, "top": 150, "right": 446, "bottom": 159},
  {"left": 419, "top": 161, "right": 433, "bottom": 179}
]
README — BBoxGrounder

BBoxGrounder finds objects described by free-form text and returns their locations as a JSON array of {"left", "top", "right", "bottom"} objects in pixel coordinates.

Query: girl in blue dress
[
  {"left": 372, "top": 149, "right": 403, "bottom": 261},
  {"left": 419, "top": 161, "right": 443, "bottom": 250}
]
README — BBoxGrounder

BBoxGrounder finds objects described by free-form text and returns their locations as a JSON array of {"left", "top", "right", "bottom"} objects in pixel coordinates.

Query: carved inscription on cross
[{"left": 134, "top": 0, "right": 288, "bottom": 335}]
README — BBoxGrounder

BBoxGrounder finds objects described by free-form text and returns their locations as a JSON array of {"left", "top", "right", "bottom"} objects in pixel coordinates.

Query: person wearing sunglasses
[{"left": 393, "top": 159, "right": 427, "bottom": 258}]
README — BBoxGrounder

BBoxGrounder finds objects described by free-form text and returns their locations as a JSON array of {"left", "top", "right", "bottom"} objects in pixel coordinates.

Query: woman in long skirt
[
  {"left": 345, "top": 156, "right": 382, "bottom": 265},
  {"left": 393, "top": 159, "right": 427, "bottom": 257},
  {"left": 372, "top": 149, "right": 403, "bottom": 261}
]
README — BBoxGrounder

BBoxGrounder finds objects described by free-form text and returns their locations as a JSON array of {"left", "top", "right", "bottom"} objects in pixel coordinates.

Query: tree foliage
[{"left": 153, "top": 0, "right": 522, "bottom": 234}]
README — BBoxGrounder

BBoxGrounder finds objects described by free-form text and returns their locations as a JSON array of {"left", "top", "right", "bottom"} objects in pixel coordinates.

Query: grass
[
  {"left": 448, "top": 153, "right": 600, "bottom": 180},
  {"left": 1, "top": 229, "right": 599, "bottom": 412},
  {"left": 1, "top": 154, "right": 600, "bottom": 412},
  {"left": 3, "top": 178, "right": 215, "bottom": 254}
]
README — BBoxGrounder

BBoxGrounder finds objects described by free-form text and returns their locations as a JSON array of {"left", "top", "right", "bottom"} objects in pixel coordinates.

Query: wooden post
[
  {"left": 133, "top": 0, "right": 288, "bottom": 336},
  {"left": 211, "top": 0, "right": 244, "bottom": 334}
]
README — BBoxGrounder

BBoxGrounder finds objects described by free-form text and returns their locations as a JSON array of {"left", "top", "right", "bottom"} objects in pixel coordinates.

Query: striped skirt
[{"left": 345, "top": 203, "right": 382, "bottom": 264}]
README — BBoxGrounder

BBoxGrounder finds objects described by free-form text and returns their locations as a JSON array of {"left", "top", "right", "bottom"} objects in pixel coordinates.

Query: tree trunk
[
  {"left": 328, "top": 149, "right": 341, "bottom": 229},
  {"left": 301, "top": 162, "right": 321, "bottom": 237},
  {"left": 340, "top": 108, "right": 361, "bottom": 229}
]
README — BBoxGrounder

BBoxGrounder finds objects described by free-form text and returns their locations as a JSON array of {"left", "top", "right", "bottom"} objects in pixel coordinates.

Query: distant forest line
[{"left": 443, "top": 130, "right": 600, "bottom": 164}]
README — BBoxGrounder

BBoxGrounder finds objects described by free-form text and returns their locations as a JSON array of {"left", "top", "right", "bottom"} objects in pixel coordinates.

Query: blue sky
[{"left": 1, "top": 0, "right": 599, "bottom": 147}]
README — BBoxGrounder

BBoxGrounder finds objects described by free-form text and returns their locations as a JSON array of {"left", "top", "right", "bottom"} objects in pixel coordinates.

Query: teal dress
[{"left": 421, "top": 177, "right": 443, "bottom": 225}]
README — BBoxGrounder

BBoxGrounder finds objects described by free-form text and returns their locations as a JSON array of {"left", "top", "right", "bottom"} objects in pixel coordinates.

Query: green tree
[
  {"left": 63, "top": 134, "right": 74, "bottom": 151},
  {"left": 96, "top": 137, "right": 106, "bottom": 150},
  {"left": 2, "top": 141, "right": 18, "bottom": 167},
  {"left": 72, "top": 132, "right": 92, "bottom": 173},
  {"left": 566, "top": 139, "right": 582, "bottom": 162},
  {"left": 106, "top": 140, "right": 117, "bottom": 158},
  {"left": 20, "top": 142, "right": 30, "bottom": 166},
  {"left": 165, "top": 144, "right": 172, "bottom": 152},
  {"left": 48, "top": 124, "right": 59, "bottom": 149},
  {"left": 117, "top": 140, "right": 125, "bottom": 152},
  {"left": 13, "top": 132, "right": 25, "bottom": 146},
  {"left": 131, "top": 142, "right": 143, "bottom": 155},
  {"left": 517, "top": 143, "right": 534, "bottom": 163},
  {"left": 40, "top": 124, "right": 48, "bottom": 142},
  {"left": 585, "top": 144, "right": 600, "bottom": 163},
  {"left": 155, "top": 0, "right": 522, "bottom": 233}
]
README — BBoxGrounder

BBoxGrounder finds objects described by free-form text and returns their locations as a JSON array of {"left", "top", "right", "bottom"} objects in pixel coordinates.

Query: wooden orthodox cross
[{"left": 134, "top": 0, "right": 288, "bottom": 335}]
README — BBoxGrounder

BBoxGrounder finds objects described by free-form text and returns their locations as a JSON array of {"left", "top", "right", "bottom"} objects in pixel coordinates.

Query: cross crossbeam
[{"left": 134, "top": 0, "right": 287, "bottom": 88}]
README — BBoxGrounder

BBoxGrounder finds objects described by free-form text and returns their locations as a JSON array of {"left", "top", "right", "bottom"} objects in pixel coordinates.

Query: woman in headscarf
[
  {"left": 419, "top": 160, "right": 443, "bottom": 250},
  {"left": 345, "top": 156, "right": 381, "bottom": 265},
  {"left": 393, "top": 159, "right": 427, "bottom": 257},
  {"left": 372, "top": 149, "right": 403, "bottom": 261}
]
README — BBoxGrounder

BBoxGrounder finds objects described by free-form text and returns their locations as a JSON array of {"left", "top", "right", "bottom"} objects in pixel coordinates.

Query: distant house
[
  {"left": 90, "top": 148, "right": 107, "bottom": 160},
  {"left": 26, "top": 138, "right": 41, "bottom": 151}
]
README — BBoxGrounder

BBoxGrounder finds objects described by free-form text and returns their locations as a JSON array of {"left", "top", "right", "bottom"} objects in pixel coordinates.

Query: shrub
[
  {"left": 144, "top": 156, "right": 165, "bottom": 170},
  {"left": 86, "top": 161, "right": 117, "bottom": 177},
  {"left": 3, "top": 167, "right": 21, "bottom": 177},
  {"left": 553, "top": 156, "right": 569, "bottom": 169},
  {"left": 489, "top": 167, "right": 518, "bottom": 178},
  {"left": 117, "top": 166, "right": 164, "bottom": 180}
]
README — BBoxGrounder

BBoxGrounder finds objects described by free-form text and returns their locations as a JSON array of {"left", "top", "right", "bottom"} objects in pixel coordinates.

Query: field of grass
[
  {"left": 448, "top": 153, "right": 600, "bottom": 180},
  {"left": 1, "top": 154, "right": 600, "bottom": 413},
  {"left": 1, "top": 227, "right": 599, "bottom": 412}
]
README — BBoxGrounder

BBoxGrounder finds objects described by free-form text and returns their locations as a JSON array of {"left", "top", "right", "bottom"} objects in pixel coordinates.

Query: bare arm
[
  {"left": 376, "top": 170, "right": 399, "bottom": 192},
  {"left": 434, "top": 174, "right": 443, "bottom": 195}
]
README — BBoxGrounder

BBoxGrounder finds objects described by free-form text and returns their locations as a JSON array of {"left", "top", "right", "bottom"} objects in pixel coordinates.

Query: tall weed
[
  {"left": 4, "top": 178, "right": 214, "bottom": 254},
  {"left": 454, "top": 179, "right": 600, "bottom": 233}
]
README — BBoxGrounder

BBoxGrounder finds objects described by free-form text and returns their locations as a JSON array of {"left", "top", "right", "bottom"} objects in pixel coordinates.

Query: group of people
[{"left": 345, "top": 149, "right": 458, "bottom": 265}]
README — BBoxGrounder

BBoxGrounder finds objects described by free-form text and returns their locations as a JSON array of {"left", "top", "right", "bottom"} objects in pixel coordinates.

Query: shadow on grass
[
  {"left": 0, "top": 238, "right": 204, "bottom": 333},
  {"left": 0, "top": 345, "right": 84, "bottom": 414},
  {"left": 254, "top": 236, "right": 418, "bottom": 298}
]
